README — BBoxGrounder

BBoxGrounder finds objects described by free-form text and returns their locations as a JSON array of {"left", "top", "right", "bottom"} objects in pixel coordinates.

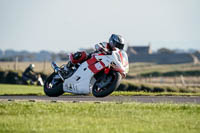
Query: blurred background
[{"left": 0, "top": 0, "right": 200, "bottom": 89}]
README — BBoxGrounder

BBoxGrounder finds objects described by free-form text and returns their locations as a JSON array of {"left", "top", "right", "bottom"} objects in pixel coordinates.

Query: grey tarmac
[{"left": 0, "top": 95, "right": 200, "bottom": 104}]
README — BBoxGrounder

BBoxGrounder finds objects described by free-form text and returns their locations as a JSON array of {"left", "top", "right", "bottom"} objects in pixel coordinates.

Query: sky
[{"left": 0, "top": 0, "right": 200, "bottom": 52}]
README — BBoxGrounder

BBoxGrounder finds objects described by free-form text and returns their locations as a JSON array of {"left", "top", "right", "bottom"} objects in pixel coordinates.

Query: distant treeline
[
  {"left": 0, "top": 48, "right": 94, "bottom": 62},
  {"left": 0, "top": 50, "right": 69, "bottom": 62}
]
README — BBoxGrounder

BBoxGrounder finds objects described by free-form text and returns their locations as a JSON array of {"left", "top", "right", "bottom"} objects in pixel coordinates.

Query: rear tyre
[
  {"left": 92, "top": 71, "right": 121, "bottom": 97},
  {"left": 44, "top": 73, "right": 64, "bottom": 97}
]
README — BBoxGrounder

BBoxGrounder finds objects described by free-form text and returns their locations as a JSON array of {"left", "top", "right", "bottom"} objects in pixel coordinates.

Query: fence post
[
  {"left": 160, "top": 77, "right": 164, "bottom": 84},
  {"left": 43, "top": 60, "right": 47, "bottom": 73},
  {"left": 180, "top": 75, "right": 186, "bottom": 86},
  {"left": 14, "top": 56, "right": 18, "bottom": 71},
  {"left": 174, "top": 77, "right": 177, "bottom": 86},
  {"left": 149, "top": 75, "right": 152, "bottom": 83}
]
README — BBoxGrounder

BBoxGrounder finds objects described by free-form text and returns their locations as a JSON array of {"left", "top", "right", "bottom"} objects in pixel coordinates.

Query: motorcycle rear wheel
[
  {"left": 92, "top": 71, "right": 121, "bottom": 97},
  {"left": 44, "top": 73, "right": 64, "bottom": 97}
]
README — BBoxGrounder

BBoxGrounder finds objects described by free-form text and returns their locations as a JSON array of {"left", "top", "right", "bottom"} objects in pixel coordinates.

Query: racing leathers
[{"left": 69, "top": 42, "right": 112, "bottom": 67}]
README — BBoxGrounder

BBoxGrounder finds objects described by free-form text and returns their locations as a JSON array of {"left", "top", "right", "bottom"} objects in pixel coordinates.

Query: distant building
[
  {"left": 127, "top": 43, "right": 152, "bottom": 56},
  {"left": 126, "top": 43, "right": 198, "bottom": 64}
]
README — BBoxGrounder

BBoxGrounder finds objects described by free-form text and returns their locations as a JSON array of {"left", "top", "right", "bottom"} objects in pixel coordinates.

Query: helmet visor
[{"left": 116, "top": 42, "right": 124, "bottom": 50}]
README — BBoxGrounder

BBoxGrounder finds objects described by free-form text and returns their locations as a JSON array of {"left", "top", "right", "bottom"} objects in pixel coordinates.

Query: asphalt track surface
[{"left": 0, "top": 95, "right": 200, "bottom": 104}]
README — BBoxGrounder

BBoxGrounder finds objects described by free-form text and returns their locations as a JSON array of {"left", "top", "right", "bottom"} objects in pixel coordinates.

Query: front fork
[{"left": 51, "top": 62, "right": 64, "bottom": 81}]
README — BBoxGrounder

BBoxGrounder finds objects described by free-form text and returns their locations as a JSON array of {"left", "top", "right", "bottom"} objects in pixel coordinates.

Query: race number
[{"left": 95, "top": 62, "right": 103, "bottom": 70}]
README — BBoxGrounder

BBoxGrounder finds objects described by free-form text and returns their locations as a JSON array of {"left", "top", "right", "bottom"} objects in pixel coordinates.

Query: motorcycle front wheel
[
  {"left": 44, "top": 72, "right": 64, "bottom": 97},
  {"left": 92, "top": 71, "right": 121, "bottom": 97}
]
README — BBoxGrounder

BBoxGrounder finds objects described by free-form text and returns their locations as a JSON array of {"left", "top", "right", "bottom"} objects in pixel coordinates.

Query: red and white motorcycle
[{"left": 44, "top": 48, "right": 129, "bottom": 97}]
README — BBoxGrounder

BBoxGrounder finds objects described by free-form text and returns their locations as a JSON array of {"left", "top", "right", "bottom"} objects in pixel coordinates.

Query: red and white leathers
[
  {"left": 69, "top": 42, "right": 112, "bottom": 65},
  {"left": 94, "top": 42, "right": 112, "bottom": 53}
]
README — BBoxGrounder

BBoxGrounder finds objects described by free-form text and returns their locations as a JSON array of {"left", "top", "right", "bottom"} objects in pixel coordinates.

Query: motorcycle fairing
[
  {"left": 85, "top": 56, "right": 106, "bottom": 74},
  {"left": 63, "top": 48, "right": 129, "bottom": 94},
  {"left": 63, "top": 57, "right": 106, "bottom": 94}
]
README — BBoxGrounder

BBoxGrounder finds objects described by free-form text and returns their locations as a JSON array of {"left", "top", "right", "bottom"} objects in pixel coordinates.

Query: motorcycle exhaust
[{"left": 51, "top": 62, "right": 64, "bottom": 81}]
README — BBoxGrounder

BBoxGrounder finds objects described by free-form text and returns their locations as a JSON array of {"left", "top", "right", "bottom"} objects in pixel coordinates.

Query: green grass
[
  {"left": 112, "top": 91, "right": 200, "bottom": 96},
  {"left": 0, "top": 101, "right": 200, "bottom": 133},
  {"left": 128, "top": 63, "right": 200, "bottom": 76},
  {"left": 0, "top": 84, "right": 44, "bottom": 95},
  {"left": 1, "top": 84, "right": 200, "bottom": 96}
]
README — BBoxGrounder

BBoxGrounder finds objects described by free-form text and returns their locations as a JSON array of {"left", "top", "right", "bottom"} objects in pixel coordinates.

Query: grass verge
[
  {"left": 1, "top": 84, "right": 200, "bottom": 96},
  {"left": 0, "top": 101, "right": 200, "bottom": 133},
  {"left": 118, "top": 80, "right": 200, "bottom": 93},
  {"left": 112, "top": 91, "right": 200, "bottom": 96},
  {"left": 0, "top": 84, "right": 44, "bottom": 96}
]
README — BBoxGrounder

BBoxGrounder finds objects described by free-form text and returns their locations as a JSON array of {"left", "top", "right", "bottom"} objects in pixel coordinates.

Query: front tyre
[
  {"left": 92, "top": 71, "right": 121, "bottom": 97},
  {"left": 44, "top": 73, "right": 64, "bottom": 97}
]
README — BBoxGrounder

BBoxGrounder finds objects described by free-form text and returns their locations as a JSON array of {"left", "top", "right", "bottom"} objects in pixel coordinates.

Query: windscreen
[{"left": 121, "top": 50, "right": 129, "bottom": 73}]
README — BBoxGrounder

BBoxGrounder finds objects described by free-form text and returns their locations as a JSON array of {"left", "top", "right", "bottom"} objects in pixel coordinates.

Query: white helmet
[{"left": 29, "top": 64, "right": 35, "bottom": 69}]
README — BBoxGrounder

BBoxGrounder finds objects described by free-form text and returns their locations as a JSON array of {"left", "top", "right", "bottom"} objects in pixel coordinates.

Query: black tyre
[
  {"left": 92, "top": 71, "right": 121, "bottom": 97},
  {"left": 44, "top": 73, "right": 64, "bottom": 97}
]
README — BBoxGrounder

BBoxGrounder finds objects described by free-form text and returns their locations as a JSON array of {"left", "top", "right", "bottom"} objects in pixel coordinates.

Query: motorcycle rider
[
  {"left": 67, "top": 34, "right": 125, "bottom": 69},
  {"left": 22, "top": 64, "right": 38, "bottom": 84}
]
